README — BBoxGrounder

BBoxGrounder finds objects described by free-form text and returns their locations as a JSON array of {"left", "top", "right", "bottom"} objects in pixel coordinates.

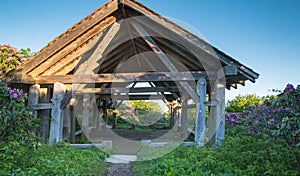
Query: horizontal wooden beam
[
  {"left": 187, "top": 101, "right": 217, "bottom": 108},
  {"left": 29, "top": 103, "right": 53, "bottom": 110},
  {"left": 99, "top": 94, "right": 175, "bottom": 101},
  {"left": 36, "top": 71, "right": 215, "bottom": 84},
  {"left": 4, "top": 72, "right": 35, "bottom": 84},
  {"left": 73, "top": 86, "right": 180, "bottom": 94}
]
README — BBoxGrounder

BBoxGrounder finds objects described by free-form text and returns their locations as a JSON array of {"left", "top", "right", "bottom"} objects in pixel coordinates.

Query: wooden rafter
[
  {"left": 36, "top": 71, "right": 214, "bottom": 84},
  {"left": 131, "top": 21, "right": 201, "bottom": 103}
]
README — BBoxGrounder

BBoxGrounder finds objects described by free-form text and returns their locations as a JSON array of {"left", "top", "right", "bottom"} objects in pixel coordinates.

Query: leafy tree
[
  {"left": 226, "top": 94, "right": 264, "bottom": 113},
  {"left": 118, "top": 100, "right": 164, "bottom": 126}
]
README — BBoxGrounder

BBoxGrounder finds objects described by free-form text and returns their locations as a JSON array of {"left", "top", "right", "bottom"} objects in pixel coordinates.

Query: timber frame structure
[{"left": 4, "top": 0, "right": 258, "bottom": 148}]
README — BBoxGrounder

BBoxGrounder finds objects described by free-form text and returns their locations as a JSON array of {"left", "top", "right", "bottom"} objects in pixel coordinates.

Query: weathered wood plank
[
  {"left": 38, "top": 87, "right": 51, "bottom": 143},
  {"left": 217, "top": 65, "right": 238, "bottom": 79},
  {"left": 49, "top": 82, "right": 66, "bottom": 145},
  {"left": 36, "top": 71, "right": 214, "bottom": 84},
  {"left": 63, "top": 104, "right": 71, "bottom": 142},
  {"left": 28, "top": 84, "right": 40, "bottom": 118},
  {"left": 70, "top": 98, "right": 76, "bottom": 143},
  {"left": 208, "top": 77, "right": 226, "bottom": 147},
  {"left": 31, "top": 17, "right": 117, "bottom": 77},
  {"left": 82, "top": 94, "right": 90, "bottom": 138},
  {"left": 195, "top": 77, "right": 207, "bottom": 146},
  {"left": 31, "top": 103, "right": 53, "bottom": 110},
  {"left": 60, "top": 91, "right": 73, "bottom": 110},
  {"left": 131, "top": 21, "right": 200, "bottom": 103},
  {"left": 43, "top": 30, "right": 104, "bottom": 76},
  {"left": 21, "top": 1, "right": 119, "bottom": 73},
  {"left": 4, "top": 73, "right": 35, "bottom": 84},
  {"left": 75, "top": 22, "right": 120, "bottom": 75},
  {"left": 101, "top": 94, "right": 175, "bottom": 101},
  {"left": 73, "top": 86, "right": 180, "bottom": 94},
  {"left": 187, "top": 101, "right": 217, "bottom": 109},
  {"left": 126, "top": 9, "right": 220, "bottom": 71},
  {"left": 180, "top": 92, "right": 189, "bottom": 138},
  {"left": 102, "top": 99, "right": 108, "bottom": 132}
]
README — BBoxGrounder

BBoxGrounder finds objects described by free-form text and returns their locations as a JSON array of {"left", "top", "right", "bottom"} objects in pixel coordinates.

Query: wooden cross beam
[
  {"left": 131, "top": 21, "right": 201, "bottom": 103},
  {"left": 98, "top": 94, "right": 175, "bottom": 101},
  {"left": 73, "top": 86, "right": 180, "bottom": 94},
  {"left": 35, "top": 71, "right": 214, "bottom": 84},
  {"left": 75, "top": 22, "right": 120, "bottom": 75}
]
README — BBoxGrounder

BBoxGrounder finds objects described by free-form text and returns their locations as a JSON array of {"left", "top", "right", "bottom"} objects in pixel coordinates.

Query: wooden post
[
  {"left": 208, "top": 78, "right": 225, "bottom": 147},
  {"left": 63, "top": 103, "right": 71, "bottom": 142},
  {"left": 181, "top": 92, "right": 188, "bottom": 138},
  {"left": 173, "top": 108, "right": 179, "bottom": 131},
  {"left": 49, "top": 82, "right": 66, "bottom": 145},
  {"left": 70, "top": 98, "right": 75, "bottom": 143},
  {"left": 169, "top": 105, "right": 174, "bottom": 128},
  {"left": 82, "top": 94, "right": 90, "bottom": 139},
  {"left": 38, "top": 87, "right": 51, "bottom": 143},
  {"left": 96, "top": 98, "right": 101, "bottom": 131},
  {"left": 112, "top": 111, "right": 117, "bottom": 129},
  {"left": 102, "top": 99, "right": 108, "bottom": 131},
  {"left": 195, "top": 77, "right": 207, "bottom": 146},
  {"left": 28, "top": 84, "right": 40, "bottom": 119}
]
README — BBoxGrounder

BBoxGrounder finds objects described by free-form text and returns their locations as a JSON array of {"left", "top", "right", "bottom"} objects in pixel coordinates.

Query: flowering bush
[
  {"left": 226, "top": 84, "right": 300, "bottom": 146},
  {"left": 0, "top": 44, "right": 30, "bottom": 76},
  {"left": 0, "top": 80, "right": 38, "bottom": 143}
]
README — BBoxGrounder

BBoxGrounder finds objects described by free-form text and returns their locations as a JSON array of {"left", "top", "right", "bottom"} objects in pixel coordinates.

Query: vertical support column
[
  {"left": 82, "top": 94, "right": 90, "bottom": 139},
  {"left": 112, "top": 111, "right": 117, "bottom": 129},
  {"left": 49, "top": 82, "right": 66, "bottom": 145},
  {"left": 173, "top": 108, "right": 179, "bottom": 131},
  {"left": 63, "top": 104, "right": 71, "bottom": 142},
  {"left": 96, "top": 98, "right": 101, "bottom": 131},
  {"left": 181, "top": 92, "right": 189, "bottom": 138},
  {"left": 215, "top": 78, "right": 226, "bottom": 146},
  {"left": 169, "top": 105, "right": 174, "bottom": 128},
  {"left": 28, "top": 84, "right": 40, "bottom": 119},
  {"left": 209, "top": 78, "right": 226, "bottom": 147},
  {"left": 195, "top": 77, "right": 207, "bottom": 146},
  {"left": 38, "top": 87, "right": 51, "bottom": 143},
  {"left": 102, "top": 99, "right": 108, "bottom": 131},
  {"left": 70, "top": 98, "right": 75, "bottom": 143}
]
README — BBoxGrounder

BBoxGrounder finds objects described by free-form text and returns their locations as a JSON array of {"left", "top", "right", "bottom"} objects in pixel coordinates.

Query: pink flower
[
  {"left": 284, "top": 84, "right": 294, "bottom": 93},
  {"left": 253, "top": 119, "right": 259, "bottom": 125},
  {"left": 12, "top": 93, "right": 18, "bottom": 99}
]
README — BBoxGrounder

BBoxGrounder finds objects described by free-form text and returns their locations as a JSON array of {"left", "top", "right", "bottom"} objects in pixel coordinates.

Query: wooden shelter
[{"left": 4, "top": 0, "right": 258, "bottom": 147}]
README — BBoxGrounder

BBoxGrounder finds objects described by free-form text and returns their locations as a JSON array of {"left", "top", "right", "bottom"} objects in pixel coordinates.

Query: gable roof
[{"left": 5, "top": 0, "right": 258, "bottom": 90}]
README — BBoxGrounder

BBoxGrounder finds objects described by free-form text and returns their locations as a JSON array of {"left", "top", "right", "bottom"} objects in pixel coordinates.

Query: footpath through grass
[{"left": 133, "top": 126, "right": 300, "bottom": 176}]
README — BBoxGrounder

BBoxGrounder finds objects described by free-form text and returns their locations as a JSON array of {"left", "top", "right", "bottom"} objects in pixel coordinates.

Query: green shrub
[
  {"left": 133, "top": 127, "right": 300, "bottom": 176},
  {"left": 226, "top": 94, "right": 264, "bottom": 113},
  {"left": 0, "top": 80, "right": 38, "bottom": 172},
  {"left": 0, "top": 80, "right": 38, "bottom": 143},
  {"left": 1, "top": 142, "right": 108, "bottom": 175}
]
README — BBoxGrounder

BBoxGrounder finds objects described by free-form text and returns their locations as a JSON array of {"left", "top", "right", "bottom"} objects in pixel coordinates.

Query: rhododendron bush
[
  {"left": 0, "top": 80, "right": 38, "bottom": 143},
  {"left": 0, "top": 44, "right": 30, "bottom": 76},
  {"left": 226, "top": 84, "right": 300, "bottom": 146}
]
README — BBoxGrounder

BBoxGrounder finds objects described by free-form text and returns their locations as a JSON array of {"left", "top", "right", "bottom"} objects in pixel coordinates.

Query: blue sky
[{"left": 1, "top": 0, "right": 299, "bottom": 100}]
